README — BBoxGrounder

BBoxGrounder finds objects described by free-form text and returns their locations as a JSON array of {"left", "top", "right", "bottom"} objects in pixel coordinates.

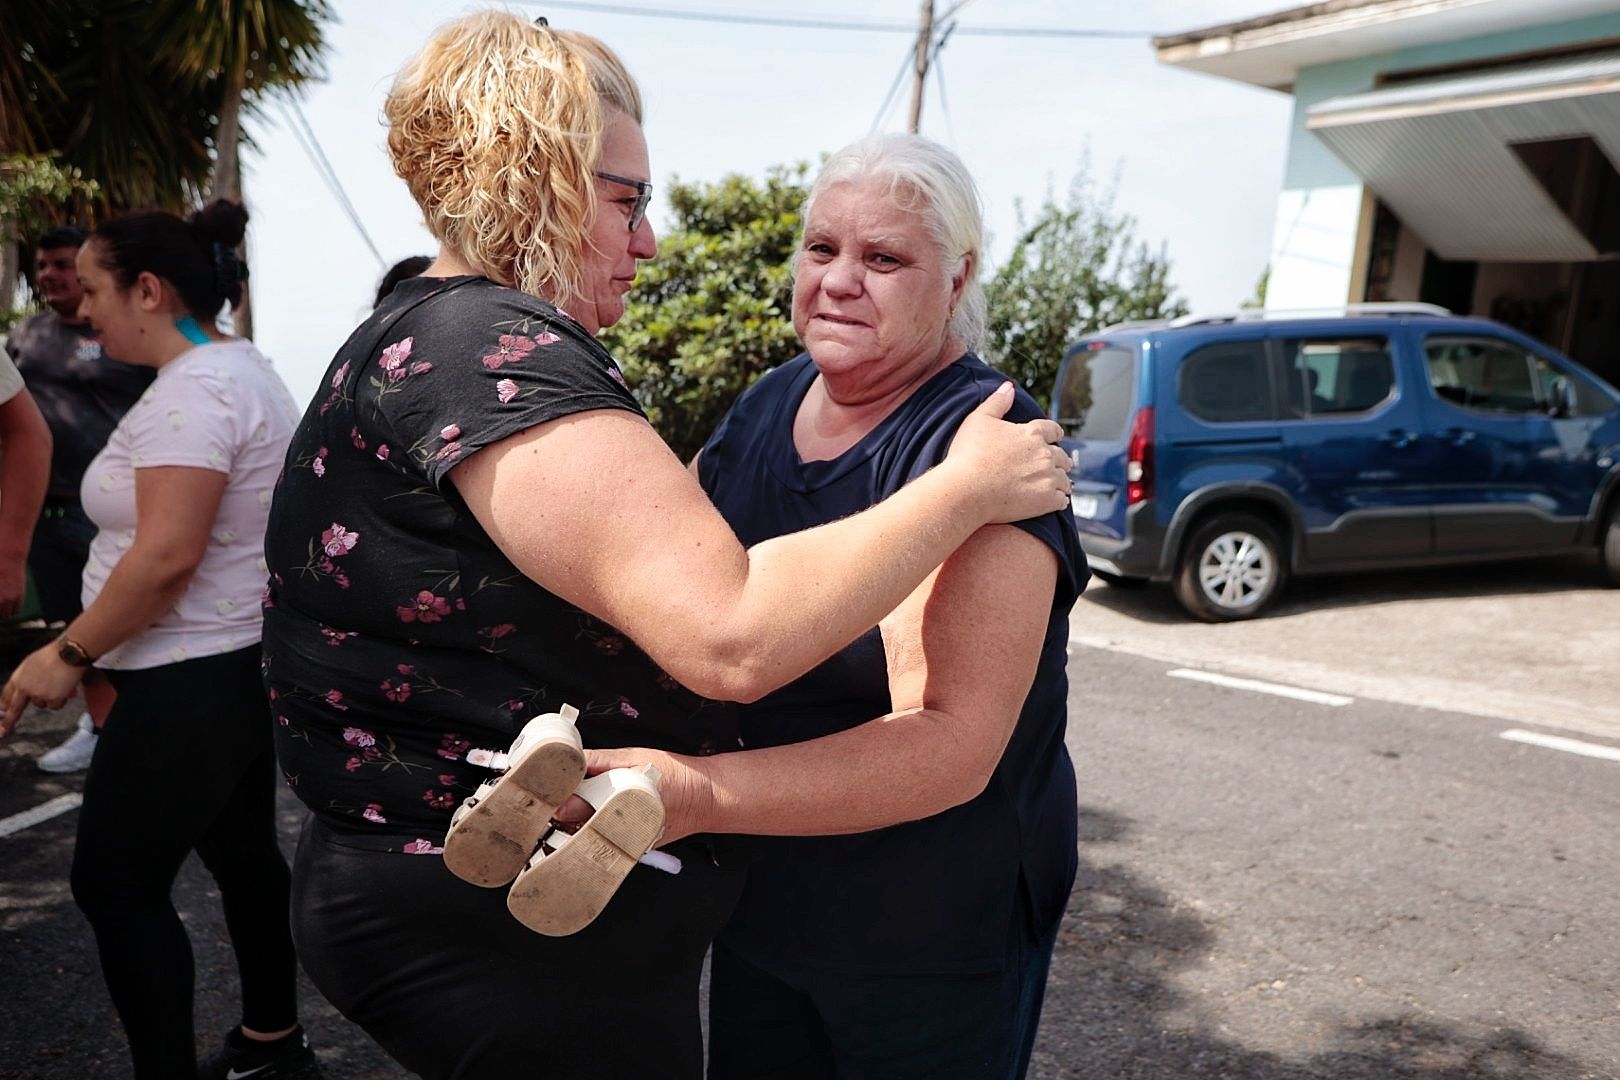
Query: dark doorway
[
  {"left": 1419, "top": 252, "right": 1478, "bottom": 316},
  {"left": 1567, "top": 261, "right": 1620, "bottom": 385}
]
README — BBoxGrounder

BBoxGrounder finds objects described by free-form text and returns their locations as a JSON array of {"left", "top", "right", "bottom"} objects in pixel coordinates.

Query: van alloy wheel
[{"left": 1173, "top": 513, "right": 1287, "bottom": 621}]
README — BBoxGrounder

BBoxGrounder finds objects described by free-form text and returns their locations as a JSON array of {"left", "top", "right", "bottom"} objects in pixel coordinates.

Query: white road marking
[
  {"left": 1499, "top": 729, "right": 1620, "bottom": 764},
  {"left": 1166, "top": 668, "right": 1354, "bottom": 707},
  {"left": 0, "top": 793, "right": 83, "bottom": 839}
]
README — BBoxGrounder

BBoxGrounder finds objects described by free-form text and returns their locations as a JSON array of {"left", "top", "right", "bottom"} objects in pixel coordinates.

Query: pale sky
[{"left": 246, "top": 1, "right": 1294, "bottom": 407}]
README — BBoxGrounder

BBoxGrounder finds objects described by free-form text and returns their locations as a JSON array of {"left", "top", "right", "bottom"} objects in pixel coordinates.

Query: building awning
[
  {"left": 1154, "top": 0, "right": 1620, "bottom": 92},
  {"left": 1307, "top": 51, "right": 1620, "bottom": 261}
]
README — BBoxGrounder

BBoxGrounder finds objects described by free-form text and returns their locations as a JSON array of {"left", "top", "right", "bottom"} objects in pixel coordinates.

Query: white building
[{"left": 1157, "top": 0, "right": 1620, "bottom": 384}]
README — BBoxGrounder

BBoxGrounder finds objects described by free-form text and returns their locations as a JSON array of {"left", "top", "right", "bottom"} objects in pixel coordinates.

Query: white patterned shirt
[{"left": 80, "top": 339, "right": 298, "bottom": 670}]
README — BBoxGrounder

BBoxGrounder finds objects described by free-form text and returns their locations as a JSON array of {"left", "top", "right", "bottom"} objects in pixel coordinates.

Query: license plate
[{"left": 1071, "top": 494, "right": 1100, "bottom": 519}]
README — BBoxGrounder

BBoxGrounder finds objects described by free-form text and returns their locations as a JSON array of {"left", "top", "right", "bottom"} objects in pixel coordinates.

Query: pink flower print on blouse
[
  {"left": 421, "top": 789, "right": 456, "bottom": 811},
  {"left": 607, "top": 365, "right": 629, "bottom": 389},
  {"left": 477, "top": 623, "right": 518, "bottom": 654},
  {"left": 438, "top": 773, "right": 459, "bottom": 787},
  {"left": 322, "top": 524, "right": 360, "bottom": 558},
  {"left": 481, "top": 334, "right": 538, "bottom": 370},
  {"left": 319, "top": 360, "right": 352, "bottom": 416},
  {"left": 433, "top": 441, "right": 464, "bottom": 464},
  {"left": 397, "top": 590, "right": 452, "bottom": 624},
  {"left": 403, "top": 838, "right": 444, "bottom": 855},
  {"left": 312, "top": 450, "right": 327, "bottom": 478},
  {"left": 320, "top": 625, "right": 355, "bottom": 646},
  {"left": 440, "top": 423, "right": 461, "bottom": 442},
  {"left": 341, "top": 725, "right": 374, "bottom": 747},
  {"left": 350, "top": 426, "right": 366, "bottom": 450},
  {"left": 376, "top": 444, "right": 391, "bottom": 461},
  {"left": 496, "top": 378, "right": 519, "bottom": 403},
  {"left": 325, "top": 690, "right": 349, "bottom": 711},
  {"left": 437, "top": 733, "right": 471, "bottom": 761},
  {"left": 362, "top": 803, "right": 387, "bottom": 824},
  {"left": 594, "top": 634, "right": 625, "bottom": 656},
  {"left": 618, "top": 698, "right": 639, "bottom": 719},
  {"left": 380, "top": 337, "right": 414, "bottom": 381},
  {"left": 382, "top": 678, "right": 412, "bottom": 703},
  {"left": 344, "top": 756, "right": 362, "bottom": 773}
]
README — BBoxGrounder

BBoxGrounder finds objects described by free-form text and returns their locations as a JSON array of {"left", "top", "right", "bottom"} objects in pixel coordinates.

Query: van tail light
[{"left": 1125, "top": 406, "right": 1154, "bottom": 505}]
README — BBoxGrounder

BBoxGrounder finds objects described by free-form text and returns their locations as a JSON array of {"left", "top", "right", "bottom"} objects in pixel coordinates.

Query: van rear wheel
[{"left": 1174, "top": 513, "right": 1287, "bottom": 622}]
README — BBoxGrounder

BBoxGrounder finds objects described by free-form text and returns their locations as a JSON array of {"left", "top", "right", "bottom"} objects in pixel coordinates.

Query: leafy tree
[
  {"left": 0, "top": 153, "right": 101, "bottom": 327},
  {"left": 984, "top": 165, "right": 1187, "bottom": 410},
  {"left": 600, "top": 166, "right": 809, "bottom": 462},
  {"left": 1, "top": 0, "right": 331, "bottom": 335},
  {"left": 1, "top": 1, "right": 329, "bottom": 210}
]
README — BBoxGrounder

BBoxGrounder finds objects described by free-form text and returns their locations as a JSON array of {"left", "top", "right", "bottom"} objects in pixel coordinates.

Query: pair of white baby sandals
[{"left": 442, "top": 705, "right": 669, "bottom": 936}]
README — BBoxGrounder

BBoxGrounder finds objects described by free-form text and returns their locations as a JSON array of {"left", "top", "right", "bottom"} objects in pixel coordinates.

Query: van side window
[
  {"left": 1055, "top": 346, "right": 1136, "bottom": 441},
  {"left": 1530, "top": 354, "right": 1617, "bottom": 417},
  {"left": 1425, "top": 338, "right": 1540, "bottom": 413},
  {"left": 1278, "top": 337, "right": 1394, "bottom": 417},
  {"left": 1178, "top": 340, "right": 1272, "bottom": 423}
]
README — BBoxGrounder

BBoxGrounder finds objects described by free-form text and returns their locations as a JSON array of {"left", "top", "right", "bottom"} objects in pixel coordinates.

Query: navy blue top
[{"left": 698, "top": 352, "right": 1086, "bottom": 975}]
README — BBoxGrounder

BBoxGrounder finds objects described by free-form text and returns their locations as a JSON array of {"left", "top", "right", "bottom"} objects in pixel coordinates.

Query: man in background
[{"left": 5, "top": 225, "right": 153, "bottom": 772}]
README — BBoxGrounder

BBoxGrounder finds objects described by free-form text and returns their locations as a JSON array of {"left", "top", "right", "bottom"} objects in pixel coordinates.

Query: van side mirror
[{"left": 1547, "top": 376, "right": 1577, "bottom": 418}]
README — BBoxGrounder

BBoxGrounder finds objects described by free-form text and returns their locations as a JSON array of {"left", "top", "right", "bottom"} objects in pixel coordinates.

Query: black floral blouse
[{"left": 263, "top": 276, "right": 735, "bottom": 853}]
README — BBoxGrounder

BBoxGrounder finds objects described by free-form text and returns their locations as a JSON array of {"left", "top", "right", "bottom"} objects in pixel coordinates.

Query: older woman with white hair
[
  {"left": 260, "top": 13, "right": 1071, "bottom": 1080},
  {"left": 590, "top": 133, "right": 1086, "bottom": 1079}
]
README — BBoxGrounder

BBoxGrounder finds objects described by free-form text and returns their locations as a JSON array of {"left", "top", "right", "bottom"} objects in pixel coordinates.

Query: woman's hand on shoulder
[{"left": 942, "top": 382, "right": 1072, "bottom": 524}]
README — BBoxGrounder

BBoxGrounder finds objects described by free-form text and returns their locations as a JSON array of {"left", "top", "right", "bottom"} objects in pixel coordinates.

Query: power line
[
  {"left": 870, "top": 43, "right": 916, "bottom": 132},
  {"left": 530, "top": 1, "right": 1152, "bottom": 38},
  {"left": 280, "top": 100, "right": 386, "bottom": 268}
]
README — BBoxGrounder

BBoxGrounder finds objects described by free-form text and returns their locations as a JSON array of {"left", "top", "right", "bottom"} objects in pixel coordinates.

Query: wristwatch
[{"left": 57, "top": 635, "right": 97, "bottom": 668}]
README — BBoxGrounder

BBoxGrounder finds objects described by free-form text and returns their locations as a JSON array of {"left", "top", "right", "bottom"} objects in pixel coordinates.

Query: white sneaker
[{"left": 37, "top": 713, "right": 98, "bottom": 773}]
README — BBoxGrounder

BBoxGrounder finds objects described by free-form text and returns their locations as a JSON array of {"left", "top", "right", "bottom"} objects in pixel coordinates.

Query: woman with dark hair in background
[
  {"left": 0, "top": 201, "right": 320, "bottom": 1080},
  {"left": 373, "top": 254, "right": 432, "bottom": 308}
]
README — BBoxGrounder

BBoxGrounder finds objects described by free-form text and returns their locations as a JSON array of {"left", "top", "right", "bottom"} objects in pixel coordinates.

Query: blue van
[{"left": 1054, "top": 304, "right": 1620, "bottom": 620}]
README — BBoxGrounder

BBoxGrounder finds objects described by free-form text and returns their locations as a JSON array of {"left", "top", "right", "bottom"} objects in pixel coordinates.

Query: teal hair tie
[{"left": 175, "top": 315, "right": 210, "bottom": 346}]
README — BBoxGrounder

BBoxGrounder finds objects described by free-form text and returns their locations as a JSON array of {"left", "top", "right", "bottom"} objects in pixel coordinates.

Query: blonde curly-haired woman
[{"left": 260, "top": 11, "right": 1071, "bottom": 1078}]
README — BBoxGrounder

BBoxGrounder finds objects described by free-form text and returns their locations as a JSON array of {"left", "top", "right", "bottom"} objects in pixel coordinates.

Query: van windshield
[{"left": 1056, "top": 346, "right": 1136, "bottom": 441}]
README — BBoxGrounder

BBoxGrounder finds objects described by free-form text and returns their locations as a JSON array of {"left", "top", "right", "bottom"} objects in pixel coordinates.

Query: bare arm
[
  {"left": 451, "top": 386, "right": 1067, "bottom": 702},
  {"left": 0, "top": 388, "right": 52, "bottom": 617},
  {"left": 583, "top": 523, "right": 1059, "bottom": 839},
  {"left": 0, "top": 466, "right": 225, "bottom": 729}
]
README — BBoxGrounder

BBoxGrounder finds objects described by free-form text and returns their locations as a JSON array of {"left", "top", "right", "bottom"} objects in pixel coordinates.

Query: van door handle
[
  {"left": 1378, "top": 429, "right": 1417, "bottom": 449},
  {"left": 1441, "top": 427, "right": 1476, "bottom": 446}
]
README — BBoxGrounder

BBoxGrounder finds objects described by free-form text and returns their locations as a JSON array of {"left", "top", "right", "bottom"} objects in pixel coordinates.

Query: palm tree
[
  {"left": 146, "top": 0, "right": 332, "bottom": 337},
  {"left": 146, "top": 0, "right": 332, "bottom": 203},
  {"left": 0, "top": 1, "right": 332, "bottom": 333}
]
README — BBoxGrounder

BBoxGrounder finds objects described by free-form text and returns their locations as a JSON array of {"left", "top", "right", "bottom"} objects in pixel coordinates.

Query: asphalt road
[
  {"left": 2, "top": 561, "right": 1617, "bottom": 1078},
  {"left": 1035, "top": 645, "right": 1619, "bottom": 1079}
]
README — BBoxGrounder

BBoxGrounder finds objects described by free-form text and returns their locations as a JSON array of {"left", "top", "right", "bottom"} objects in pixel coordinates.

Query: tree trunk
[
  {"left": 0, "top": 241, "right": 19, "bottom": 320},
  {"left": 208, "top": 66, "right": 252, "bottom": 337}
]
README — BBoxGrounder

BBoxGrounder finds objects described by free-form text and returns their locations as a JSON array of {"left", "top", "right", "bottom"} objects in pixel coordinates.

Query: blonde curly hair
[{"left": 384, "top": 11, "right": 643, "bottom": 305}]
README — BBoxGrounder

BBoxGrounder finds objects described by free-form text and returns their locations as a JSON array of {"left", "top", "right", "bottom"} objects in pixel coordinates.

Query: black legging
[{"left": 70, "top": 646, "right": 297, "bottom": 1080}]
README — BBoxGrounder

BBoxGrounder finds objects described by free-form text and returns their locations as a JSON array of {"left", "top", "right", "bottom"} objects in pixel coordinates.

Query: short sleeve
[
  {"left": 124, "top": 368, "right": 236, "bottom": 474},
  {"left": 899, "top": 365, "right": 1089, "bottom": 610},
  {"left": 0, "top": 352, "right": 23, "bottom": 404},
  {"left": 361, "top": 286, "right": 643, "bottom": 489}
]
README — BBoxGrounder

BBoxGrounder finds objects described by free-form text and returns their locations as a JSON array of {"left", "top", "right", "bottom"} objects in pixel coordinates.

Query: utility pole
[{"left": 908, "top": 0, "right": 935, "bottom": 133}]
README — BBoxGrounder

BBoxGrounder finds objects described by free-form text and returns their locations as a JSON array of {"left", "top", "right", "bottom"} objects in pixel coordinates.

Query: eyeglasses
[{"left": 594, "top": 171, "right": 653, "bottom": 232}]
